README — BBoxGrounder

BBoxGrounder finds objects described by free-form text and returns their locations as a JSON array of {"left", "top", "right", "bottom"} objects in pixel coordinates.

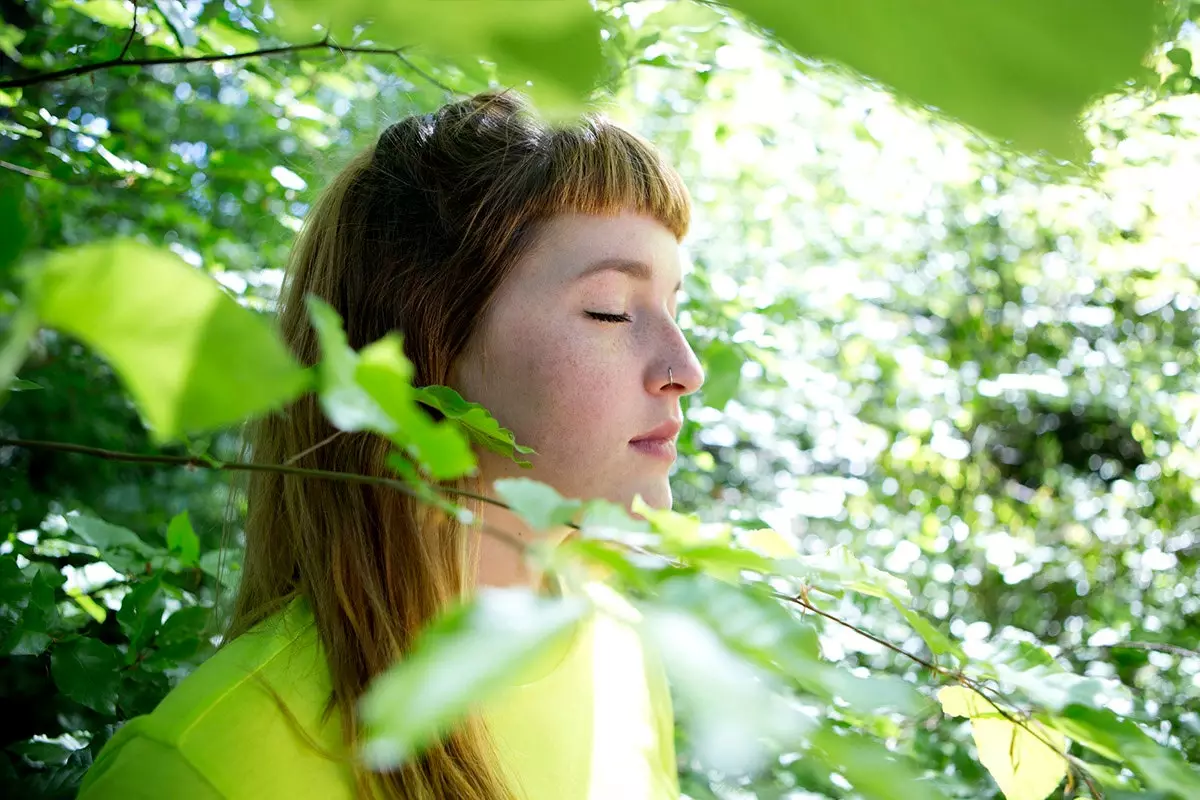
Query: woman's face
[{"left": 453, "top": 210, "right": 705, "bottom": 510}]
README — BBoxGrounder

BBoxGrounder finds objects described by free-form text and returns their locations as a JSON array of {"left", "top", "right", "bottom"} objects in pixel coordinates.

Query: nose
[{"left": 649, "top": 327, "right": 705, "bottom": 396}]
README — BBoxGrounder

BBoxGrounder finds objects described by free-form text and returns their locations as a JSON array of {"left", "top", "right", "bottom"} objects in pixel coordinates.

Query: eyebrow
[{"left": 577, "top": 258, "right": 683, "bottom": 293}]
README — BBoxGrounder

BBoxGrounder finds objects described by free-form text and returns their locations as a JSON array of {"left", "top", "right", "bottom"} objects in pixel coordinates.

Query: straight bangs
[{"left": 535, "top": 123, "right": 692, "bottom": 240}]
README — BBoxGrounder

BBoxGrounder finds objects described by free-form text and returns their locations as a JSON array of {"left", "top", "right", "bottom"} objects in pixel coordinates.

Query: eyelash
[{"left": 586, "top": 311, "right": 633, "bottom": 324}]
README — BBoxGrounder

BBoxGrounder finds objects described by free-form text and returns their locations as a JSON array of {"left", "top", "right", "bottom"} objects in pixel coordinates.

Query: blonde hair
[{"left": 224, "top": 91, "right": 690, "bottom": 799}]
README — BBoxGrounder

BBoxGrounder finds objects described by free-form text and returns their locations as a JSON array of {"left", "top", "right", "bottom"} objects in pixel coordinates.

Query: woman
[{"left": 77, "top": 90, "right": 704, "bottom": 799}]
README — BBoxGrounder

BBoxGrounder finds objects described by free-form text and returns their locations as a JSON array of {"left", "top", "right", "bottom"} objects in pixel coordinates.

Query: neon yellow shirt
[{"left": 76, "top": 581, "right": 679, "bottom": 799}]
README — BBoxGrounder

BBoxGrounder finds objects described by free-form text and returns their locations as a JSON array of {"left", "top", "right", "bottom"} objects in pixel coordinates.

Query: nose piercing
[{"left": 668, "top": 367, "right": 674, "bottom": 386}]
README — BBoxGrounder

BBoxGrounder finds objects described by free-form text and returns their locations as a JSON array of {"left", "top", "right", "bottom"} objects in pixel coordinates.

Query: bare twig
[
  {"left": 0, "top": 436, "right": 502, "bottom": 519},
  {"left": 282, "top": 430, "right": 344, "bottom": 466},
  {"left": 0, "top": 37, "right": 458, "bottom": 94},
  {"left": 118, "top": 3, "right": 140, "bottom": 62},
  {"left": 0, "top": 160, "right": 51, "bottom": 179}
]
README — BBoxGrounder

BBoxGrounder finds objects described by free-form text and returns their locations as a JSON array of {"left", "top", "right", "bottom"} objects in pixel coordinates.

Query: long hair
[{"left": 223, "top": 91, "right": 690, "bottom": 799}]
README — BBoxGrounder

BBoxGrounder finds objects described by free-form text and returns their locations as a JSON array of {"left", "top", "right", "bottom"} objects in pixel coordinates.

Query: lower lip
[{"left": 630, "top": 438, "right": 677, "bottom": 461}]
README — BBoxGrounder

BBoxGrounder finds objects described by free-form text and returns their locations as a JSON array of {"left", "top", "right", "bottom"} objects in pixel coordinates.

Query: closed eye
[{"left": 586, "top": 311, "right": 632, "bottom": 324}]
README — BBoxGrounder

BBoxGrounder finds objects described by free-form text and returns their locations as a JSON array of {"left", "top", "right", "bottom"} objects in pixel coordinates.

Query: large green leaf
[
  {"left": 724, "top": 0, "right": 1161, "bottom": 158},
  {"left": 29, "top": 240, "right": 310, "bottom": 442},
  {"left": 51, "top": 638, "right": 123, "bottom": 715},
  {"left": 359, "top": 588, "right": 588, "bottom": 768},
  {"left": 273, "top": 0, "right": 604, "bottom": 110}
]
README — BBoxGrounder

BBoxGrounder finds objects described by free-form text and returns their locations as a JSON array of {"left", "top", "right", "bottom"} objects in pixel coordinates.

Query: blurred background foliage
[{"left": 2, "top": 0, "right": 1199, "bottom": 797}]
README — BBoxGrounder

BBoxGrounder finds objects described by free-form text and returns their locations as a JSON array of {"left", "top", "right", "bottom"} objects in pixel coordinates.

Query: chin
[{"left": 617, "top": 478, "right": 672, "bottom": 511}]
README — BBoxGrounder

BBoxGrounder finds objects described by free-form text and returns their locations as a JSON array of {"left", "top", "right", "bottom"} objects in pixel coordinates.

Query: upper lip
[{"left": 630, "top": 419, "right": 682, "bottom": 443}]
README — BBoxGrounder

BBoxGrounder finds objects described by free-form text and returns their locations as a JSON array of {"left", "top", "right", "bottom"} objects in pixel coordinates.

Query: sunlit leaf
[
  {"left": 359, "top": 588, "right": 588, "bottom": 768},
  {"left": 274, "top": 0, "right": 604, "bottom": 111},
  {"left": 723, "top": 0, "right": 1161, "bottom": 158},
  {"left": 30, "top": 241, "right": 310, "bottom": 442},
  {"left": 939, "top": 685, "right": 1067, "bottom": 800},
  {"left": 493, "top": 478, "right": 581, "bottom": 531},
  {"left": 306, "top": 297, "right": 475, "bottom": 480}
]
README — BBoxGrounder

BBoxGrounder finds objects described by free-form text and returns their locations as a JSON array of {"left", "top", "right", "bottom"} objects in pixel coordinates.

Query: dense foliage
[{"left": 2, "top": 1, "right": 1199, "bottom": 799}]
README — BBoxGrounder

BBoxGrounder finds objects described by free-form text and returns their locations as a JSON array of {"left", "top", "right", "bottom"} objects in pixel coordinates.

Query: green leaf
[
  {"left": 359, "top": 588, "right": 588, "bottom": 768},
  {"left": 493, "top": 478, "right": 581, "bottom": 531},
  {"left": 890, "top": 598, "right": 966, "bottom": 663},
  {"left": 145, "top": 605, "right": 211, "bottom": 668},
  {"left": 274, "top": 0, "right": 604, "bottom": 111},
  {"left": 0, "top": 22, "right": 24, "bottom": 60},
  {"left": 641, "top": 604, "right": 812, "bottom": 774},
  {"left": 198, "top": 548, "right": 239, "bottom": 588},
  {"left": 65, "top": 0, "right": 135, "bottom": 28},
  {"left": 415, "top": 385, "right": 535, "bottom": 467},
  {"left": 1046, "top": 705, "right": 1200, "bottom": 798},
  {"left": 117, "top": 575, "right": 166, "bottom": 654},
  {"left": 1167, "top": 47, "right": 1193, "bottom": 74},
  {"left": 811, "top": 723, "right": 949, "bottom": 800},
  {"left": 701, "top": 339, "right": 743, "bottom": 410},
  {"left": 165, "top": 510, "right": 200, "bottom": 567},
  {"left": 8, "top": 378, "right": 41, "bottom": 391},
  {"left": 196, "top": 20, "right": 260, "bottom": 54},
  {"left": 723, "top": 0, "right": 1161, "bottom": 158},
  {"left": 67, "top": 587, "right": 108, "bottom": 623},
  {"left": 306, "top": 296, "right": 396, "bottom": 433},
  {"left": 631, "top": 495, "right": 711, "bottom": 545},
  {"left": 306, "top": 297, "right": 475, "bottom": 480},
  {"left": 67, "top": 515, "right": 162, "bottom": 575},
  {"left": 939, "top": 686, "right": 1067, "bottom": 800},
  {"left": 356, "top": 339, "right": 475, "bottom": 480},
  {"left": 30, "top": 240, "right": 310, "bottom": 442},
  {"left": 51, "top": 638, "right": 122, "bottom": 715},
  {"left": 787, "top": 544, "right": 913, "bottom": 602}
]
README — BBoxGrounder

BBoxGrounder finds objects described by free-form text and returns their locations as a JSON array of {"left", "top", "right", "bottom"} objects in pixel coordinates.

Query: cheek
[{"left": 488, "top": 326, "right": 628, "bottom": 458}]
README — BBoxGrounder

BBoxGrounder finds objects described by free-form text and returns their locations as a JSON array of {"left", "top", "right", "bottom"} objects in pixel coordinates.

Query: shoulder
[{"left": 79, "top": 599, "right": 356, "bottom": 800}]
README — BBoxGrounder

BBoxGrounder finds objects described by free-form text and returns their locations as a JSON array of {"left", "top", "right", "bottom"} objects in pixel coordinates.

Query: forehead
[{"left": 516, "top": 211, "right": 684, "bottom": 286}]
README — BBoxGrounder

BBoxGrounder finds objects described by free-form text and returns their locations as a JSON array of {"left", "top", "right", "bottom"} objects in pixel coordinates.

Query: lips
[
  {"left": 630, "top": 420, "right": 682, "bottom": 444},
  {"left": 630, "top": 420, "right": 682, "bottom": 461}
]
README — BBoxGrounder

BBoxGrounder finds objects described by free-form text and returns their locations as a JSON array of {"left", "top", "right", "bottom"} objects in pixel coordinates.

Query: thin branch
[
  {"left": 0, "top": 160, "right": 51, "bottom": 180},
  {"left": 780, "top": 590, "right": 1103, "bottom": 796},
  {"left": 118, "top": 3, "right": 140, "bottom": 62},
  {"left": 1108, "top": 641, "right": 1200, "bottom": 659},
  {"left": 0, "top": 436, "right": 506, "bottom": 521},
  {"left": 0, "top": 37, "right": 457, "bottom": 94},
  {"left": 393, "top": 51, "right": 455, "bottom": 95},
  {"left": 282, "top": 430, "right": 344, "bottom": 466}
]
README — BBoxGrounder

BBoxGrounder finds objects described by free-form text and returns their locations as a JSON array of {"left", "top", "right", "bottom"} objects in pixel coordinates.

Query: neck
[{"left": 473, "top": 500, "right": 573, "bottom": 591}]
